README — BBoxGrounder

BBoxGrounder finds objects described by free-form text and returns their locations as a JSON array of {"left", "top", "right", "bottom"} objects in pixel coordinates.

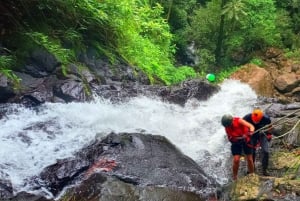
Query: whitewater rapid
[{"left": 0, "top": 79, "right": 257, "bottom": 193}]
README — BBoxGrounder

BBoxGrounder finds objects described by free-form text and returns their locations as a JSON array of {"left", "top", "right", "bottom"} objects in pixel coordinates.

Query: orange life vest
[{"left": 225, "top": 117, "right": 249, "bottom": 142}]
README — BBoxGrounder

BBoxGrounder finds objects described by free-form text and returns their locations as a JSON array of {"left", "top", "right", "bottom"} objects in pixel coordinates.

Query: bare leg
[
  {"left": 246, "top": 154, "right": 254, "bottom": 174},
  {"left": 233, "top": 155, "right": 241, "bottom": 180}
]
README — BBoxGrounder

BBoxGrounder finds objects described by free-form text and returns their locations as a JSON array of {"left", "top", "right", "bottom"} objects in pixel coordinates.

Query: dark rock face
[
  {"left": 23, "top": 49, "right": 60, "bottom": 78},
  {"left": 102, "top": 133, "right": 216, "bottom": 189},
  {"left": 0, "top": 48, "right": 219, "bottom": 107},
  {"left": 156, "top": 79, "right": 220, "bottom": 106},
  {"left": 0, "top": 75, "right": 15, "bottom": 103},
  {"left": 62, "top": 174, "right": 209, "bottom": 201},
  {"left": 30, "top": 132, "right": 218, "bottom": 200}
]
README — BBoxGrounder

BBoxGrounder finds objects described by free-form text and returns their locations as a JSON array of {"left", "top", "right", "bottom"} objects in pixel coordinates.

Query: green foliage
[
  {"left": 284, "top": 49, "right": 300, "bottom": 62},
  {"left": 275, "top": 9, "right": 297, "bottom": 49},
  {"left": 186, "top": 0, "right": 281, "bottom": 70},
  {"left": 216, "top": 65, "right": 240, "bottom": 82},
  {"left": 25, "top": 32, "right": 75, "bottom": 75},
  {"left": 0, "top": 55, "right": 14, "bottom": 69},
  {"left": 186, "top": 0, "right": 220, "bottom": 51},
  {"left": 102, "top": 0, "right": 195, "bottom": 84},
  {"left": 0, "top": 55, "right": 21, "bottom": 89},
  {"left": 195, "top": 49, "right": 216, "bottom": 73},
  {"left": 76, "top": 63, "right": 92, "bottom": 97},
  {"left": 2, "top": 0, "right": 300, "bottom": 88},
  {"left": 222, "top": 0, "right": 247, "bottom": 22},
  {"left": 185, "top": 0, "right": 221, "bottom": 70},
  {"left": 249, "top": 58, "right": 264, "bottom": 66},
  {"left": 150, "top": 0, "right": 198, "bottom": 62},
  {"left": 239, "top": 0, "right": 281, "bottom": 50},
  {"left": 1, "top": 0, "right": 196, "bottom": 86}
]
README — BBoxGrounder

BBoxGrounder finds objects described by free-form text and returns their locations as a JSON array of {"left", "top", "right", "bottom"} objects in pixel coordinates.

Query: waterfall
[{"left": 0, "top": 79, "right": 257, "bottom": 193}]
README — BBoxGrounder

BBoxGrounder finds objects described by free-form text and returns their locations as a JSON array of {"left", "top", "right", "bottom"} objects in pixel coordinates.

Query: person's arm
[{"left": 238, "top": 118, "right": 255, "bottom": 133}]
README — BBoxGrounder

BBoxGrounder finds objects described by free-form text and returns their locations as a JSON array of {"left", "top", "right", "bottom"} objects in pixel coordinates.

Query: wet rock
[
  {"left": 62, "top": 174, "right": 207, "bottom": 201},
  {"left": 143, "top": 79, "right": 220, "bottom": 106},
  {"left": 0, "top": 74, "right": 15, "bottom": 103},
  {"left": 6, "top": 191, "right": 52, "bottom": 201},
  {"left": 0, "top": 170, "right": 13, "bottom": 199},
  {"left": 53, "top": 80, "right": 87, "bottom": 102},
  {"left": 34, "top": 132, "right": 218, "bottom": 199},
  {"left": 23, "top": 49, "right": 60, "bottom": 78},
  {"left": 37, "top": 159, "right": 90, "bottom": 196}
]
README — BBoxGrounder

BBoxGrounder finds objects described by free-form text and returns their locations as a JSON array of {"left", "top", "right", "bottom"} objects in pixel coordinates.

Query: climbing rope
[
  {"left": 249, "top": 108, "right": 300, "bottom": 142},
  {"left": 253, "top": 108, "right": 300, "bottom": 135},
  {"left": 272, "top": 119, "right": 300, "bottom": 139}
]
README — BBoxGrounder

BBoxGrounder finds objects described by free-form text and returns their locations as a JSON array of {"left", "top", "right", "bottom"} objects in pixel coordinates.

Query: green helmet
[{"left": 221, "top": 114, "right": 233, "bottom": 127}]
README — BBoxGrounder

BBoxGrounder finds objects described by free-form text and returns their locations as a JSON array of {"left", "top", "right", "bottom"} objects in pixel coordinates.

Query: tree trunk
[{"left": 215, "top": 0, "right": 227, "bottom": 66}]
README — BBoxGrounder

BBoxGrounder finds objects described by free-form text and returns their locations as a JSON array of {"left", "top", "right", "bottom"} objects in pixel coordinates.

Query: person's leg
[
  {"left": 252, "top": 148, "right": 256, "bottom": 171},
  {"left": 246, "top": 154, "right": 254, "bottom": 174},
  {"left": 244, "top": 142, "right": 254, "bottom": 174},
  {"left": 261, "top": 135, "right": 270, "bottom": 176},
  {"left": 231, "top": 143, "right": 242, "bottom": 180},
  {"left": 233, "top": 155, "right": 241, "bottom": 180},
  {"left": 250, "top": 134, "right": 259, "bottom": 169}
]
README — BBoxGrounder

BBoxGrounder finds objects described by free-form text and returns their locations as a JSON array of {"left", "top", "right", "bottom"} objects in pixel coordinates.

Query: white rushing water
[{"left": 0, "top": 79, "right": 257, "bottom": 193}]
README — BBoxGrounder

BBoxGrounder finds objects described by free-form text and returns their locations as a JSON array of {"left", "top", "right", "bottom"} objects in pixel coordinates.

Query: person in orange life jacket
[
  {"left": 221, "top": 114, "right": 255, "bottom": 181},
  {"left": 243, "top": 109, "right": 272, "bottom": 176}
]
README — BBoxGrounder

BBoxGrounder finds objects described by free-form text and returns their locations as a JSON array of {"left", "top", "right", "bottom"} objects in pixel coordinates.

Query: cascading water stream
[{"left": 0, "top": 79, "right": 258, "bottom": 194}]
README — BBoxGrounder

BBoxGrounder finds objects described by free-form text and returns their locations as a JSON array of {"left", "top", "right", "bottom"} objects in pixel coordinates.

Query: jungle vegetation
[{"left": 0, "top": 0, "right": 299, "bottom": 85}]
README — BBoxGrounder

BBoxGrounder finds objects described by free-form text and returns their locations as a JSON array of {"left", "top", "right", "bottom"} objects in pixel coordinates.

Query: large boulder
[
  {"left": 274, "top": 73, "right": 300, "bottom": 93},
  {"left": 230, "top": 48, "right": 300, "bottom": 102},
  {"left": 29, "top": 132, "right": 218, "bottom": 200},
  {"left": 230, "top": 64, "right": 274, "bottom": 97}
]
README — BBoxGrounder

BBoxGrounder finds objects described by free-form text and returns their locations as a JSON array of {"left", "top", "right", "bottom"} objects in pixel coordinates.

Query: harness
[{"left": 225, "top": 117, "right": 250, "bottom": 143}]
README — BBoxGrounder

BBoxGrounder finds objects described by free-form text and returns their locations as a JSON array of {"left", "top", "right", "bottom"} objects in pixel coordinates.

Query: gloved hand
[{"left": 266, "top": 133, "right": 272, "bottom": 141}]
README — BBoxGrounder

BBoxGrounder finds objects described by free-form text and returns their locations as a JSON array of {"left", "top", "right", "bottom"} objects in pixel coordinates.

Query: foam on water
[{"left": 0, "top": 79, "right": 257, "bottom": 192}]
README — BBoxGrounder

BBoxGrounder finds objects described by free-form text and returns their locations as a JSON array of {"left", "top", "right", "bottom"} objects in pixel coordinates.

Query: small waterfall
[{"left": 0, "top": 79, "right": 257, "bottom": 193}]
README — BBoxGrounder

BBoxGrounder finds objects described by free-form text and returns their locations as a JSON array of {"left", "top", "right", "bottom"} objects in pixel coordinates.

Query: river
[{"left": 0, "top": 79, "right": 257, "bottom": 194}]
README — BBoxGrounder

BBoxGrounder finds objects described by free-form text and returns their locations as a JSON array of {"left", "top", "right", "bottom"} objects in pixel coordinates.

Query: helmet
[
  {"left": 221, "top": 114, "right": 233, "bottom": 127},
  {"left": 251, "top": 109, "right": 263, "bottom": 123}
]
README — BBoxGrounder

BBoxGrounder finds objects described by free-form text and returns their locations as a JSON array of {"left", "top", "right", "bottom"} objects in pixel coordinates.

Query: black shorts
[{"left": 231, "top": 140, "right": 252, "bottom": 155}]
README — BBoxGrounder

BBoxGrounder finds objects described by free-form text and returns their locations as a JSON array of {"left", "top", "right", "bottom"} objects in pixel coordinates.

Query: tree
[
  {"left": 215, "top": 0, "right": 247, "bottom": 65},
  {"left": 186, "top": 0, "right": 281, "bottom": 71},
  {"left": 215, "top": 0, "right": 227, "bottom": 66}
]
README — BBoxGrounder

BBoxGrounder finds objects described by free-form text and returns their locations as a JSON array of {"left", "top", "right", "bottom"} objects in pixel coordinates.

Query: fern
[
  {"left": 0, "top": 55, "right": 21, "bottom": 89},
  {"left": 25, "top": 32, "right": 75, "bottom": 75}
]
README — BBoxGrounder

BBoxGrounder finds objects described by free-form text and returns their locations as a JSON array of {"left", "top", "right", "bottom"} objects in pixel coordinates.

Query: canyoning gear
[
  {"left": 266, "top": 133, "right": 272, "bottom": 141},
  {"left": 223, "top": 115, "right": 255, "bottom": 180},
  {"left": 243, "top": 111, "right": 272, "bottom": 176},
  {"left": 251, "top": 109, "right": 264, "bottom": 123},
  {"left": 243, "top": 134, "right": 251, "bottom": 143},
  {"left": 221, "top": 114, "right": 233, "bottom": 127},
  {"left": 225, "top": 117, "right": 250, "bottom": 143}
]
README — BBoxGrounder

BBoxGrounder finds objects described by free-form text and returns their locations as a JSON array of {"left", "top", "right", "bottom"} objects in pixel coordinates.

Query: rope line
[
  {"left": 252, "top": 108, "right": 300, "bottom": 135},
  {"left": 273, "top": 119, "right": 300, "bottom": 139}
]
